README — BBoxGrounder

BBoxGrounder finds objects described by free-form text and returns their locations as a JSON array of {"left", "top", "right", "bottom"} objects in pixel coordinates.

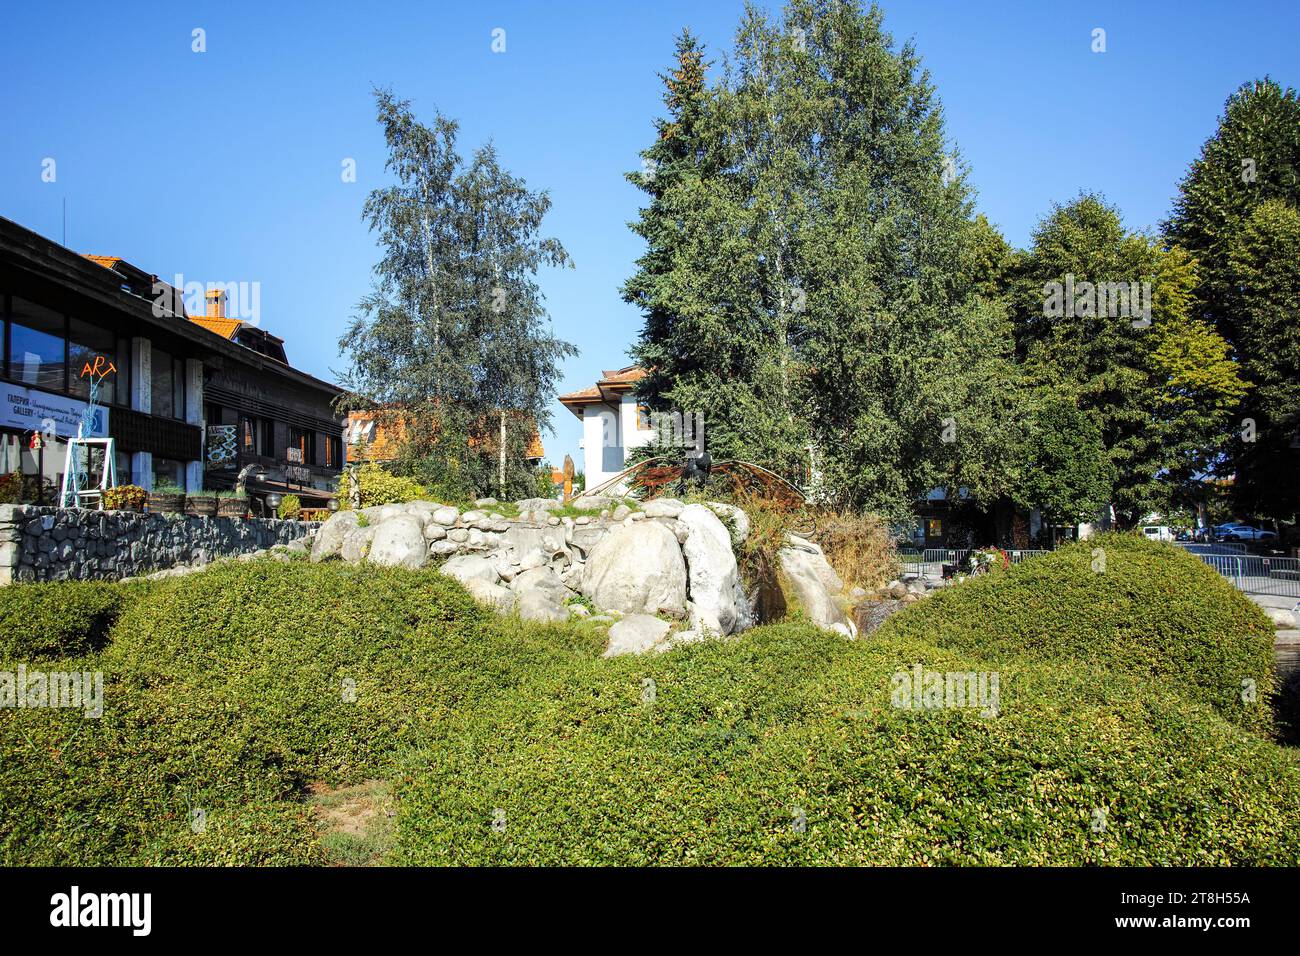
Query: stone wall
[{"left": 0, "top": 505, "right": 318, "bottom": 584}]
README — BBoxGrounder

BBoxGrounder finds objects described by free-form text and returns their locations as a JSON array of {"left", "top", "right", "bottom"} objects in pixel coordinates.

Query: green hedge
[
  {"left": 3, "top": 542, "right": 1298, "bottom": 866},
  {"left": 0, "top": 560, "right": 598, "bottom": 865},
  {"left": 0, "top": 580, "right": 147, "bottom": 660},
  {"left": 390, "top": 624, "right": 1300, "bottom": 865},
  {"left": 877, "top": 534, "right": 1278, "bottom": 733}
]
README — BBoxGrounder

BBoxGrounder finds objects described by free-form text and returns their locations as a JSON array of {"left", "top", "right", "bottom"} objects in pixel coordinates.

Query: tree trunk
[{"left": 498, "top": 411, "right": 507, "bottom": 499}]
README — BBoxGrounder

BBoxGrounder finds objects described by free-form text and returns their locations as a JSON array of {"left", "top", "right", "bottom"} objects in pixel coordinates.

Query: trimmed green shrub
[
  {"left": 876, "top": 534, "right": 1278, "bottom": 733},
  {"left": 277, "top": 494, "right": 302, "bottom": 520},
  {"left": 390, "top": 624, "right": 1300, "bottom": 866},
  {"left": 0, "top": 559, "right": 599, "bottom": 865},
  {"left": 0, "top": 580, "right": 143, "bottom": 660}
]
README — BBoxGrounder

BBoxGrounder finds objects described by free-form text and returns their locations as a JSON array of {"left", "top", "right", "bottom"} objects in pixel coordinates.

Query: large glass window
[
  {"left": 9, "top": 298, "right": 66, "bottom": 392},
  {"left": 150, "top": 346, "right": 184, "bottom": 419},
  {"left": 68, "top": 318, "right": 119, "bottom": 405},
  {"left": 288, "top": 426, "right": 315, "bottom": 465},
  {"left": 323, "top": 434, "right": 342, "bottom": 469}
]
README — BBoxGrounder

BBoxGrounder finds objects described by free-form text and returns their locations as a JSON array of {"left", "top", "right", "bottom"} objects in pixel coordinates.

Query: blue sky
[{"left": 2, "top": 0, "right": 1297, "bottom": 469}]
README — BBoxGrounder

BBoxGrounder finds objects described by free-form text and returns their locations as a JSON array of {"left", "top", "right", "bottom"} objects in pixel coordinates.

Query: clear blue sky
[{"left": 2, "top": 0, "right": 1297, "bottom": 469}]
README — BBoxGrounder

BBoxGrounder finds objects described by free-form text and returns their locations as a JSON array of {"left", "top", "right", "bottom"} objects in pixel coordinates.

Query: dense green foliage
[
  {"left": 0, "top": 580, "right": 144, "bottom": 660},
  {"left": 1163, "top": 78, "right": 1300, "bottom": 524},
  {"left": 2, "top": 545, "right": 1297, "bottom": 866},
  {"left": 0, "top": 561, "right": 600, "bottom": 864},
  {"left": 337, "top": 89, "right": 576, "bottom": 501},
  {"left": 877, "top": 534, "right": 1277, "bottom": 733},
  {"left": 1223, "top": 199, "right": 1300, "bottom": 522},
  {"left": 624, "top": 1, "right": 1020, "bottom": 515},
  {"left": 1009, "top": 195, "right": 1247, "bottom": 526}
]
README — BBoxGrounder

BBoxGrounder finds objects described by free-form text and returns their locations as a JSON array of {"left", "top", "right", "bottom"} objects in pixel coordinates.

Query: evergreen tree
[
  {"left": 1165, "top": 79, "right": 1300, "bottom": 523},
  {"left": 1165, "top": 78, "right": 1300, "bottom": 343},
  {"left": 1225, "top": 199, "right": 1300, "bottom": 522},
  {"left": 624, "top": 0, "right": 1021, "bottom": 515}
]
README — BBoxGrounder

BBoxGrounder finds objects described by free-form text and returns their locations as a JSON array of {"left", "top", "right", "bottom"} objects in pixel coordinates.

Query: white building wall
[{"left": 620, "top": 395, "right": 654, "bottom": 458}]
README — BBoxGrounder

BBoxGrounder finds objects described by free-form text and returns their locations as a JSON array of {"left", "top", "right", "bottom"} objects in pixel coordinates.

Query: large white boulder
[
  {"left": 464, "top": 577, "right": 516, "bottom": 611},
  {"left": 784, "top": 534, "right": 843, "bottom": 594},
  {"left": 340, "top": 525, "right": 376, "bottom": 563},
  {"left": 517, "top": 590, "right": 568, "bottom": 623},
  {"left": 678, "top": 504, "right": 740, "bottom": 635},
  {"left": 603, "top": 614, "right": 672, "bottom": 657},
  {"left": 367, "top": 515, "right": 428, "bottom": 570},
  {"left": 643, "top": 498, "right": 684, "bottom": 518},
  {"left": 709, "top": 502, "right": 751, "bottom": 545},
  {"left": 311, "top": 510, "right": 359, "bottom": 562},
  {"left": 581, "top": 521, "right": 687, "bottom": 617},
  {"left": 779, "top": 545, "right": 855, "bottom": 637},
  {"left": 439, "top": 554, "right": 499, "bottom": 586},
  {"left": 512, "top": 565, "right": 569, "bottom": 604}
]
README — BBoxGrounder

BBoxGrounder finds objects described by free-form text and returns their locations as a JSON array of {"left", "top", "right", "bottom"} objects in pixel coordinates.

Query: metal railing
[
  {"left": 898, "top": 548, "right": 1051, "bottom": 576},
  {"left": 1193, "top": 553, "right": 1300, "bottom": 598}
]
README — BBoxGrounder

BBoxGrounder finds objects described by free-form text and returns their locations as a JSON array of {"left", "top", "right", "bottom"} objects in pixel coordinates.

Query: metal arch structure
[{"left": 583, "top": 456, "right": 806, "bottom": 508}]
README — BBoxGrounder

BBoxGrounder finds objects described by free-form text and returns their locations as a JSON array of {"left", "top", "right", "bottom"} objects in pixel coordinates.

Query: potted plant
[
  {"left": 277, "top": 493, "right": 302, "bottom": 520},
  {"left": 102, "top": 484, "right": 147, "bottom": 512},
  {"left": 147, "top": 480, "right": 186, "bottom": 514},
  {"left": 185, "top": 489, "right": 219, "bottom": 517},
  {"left": 217, "top": 489, "right": 248, "bottom": 519}
]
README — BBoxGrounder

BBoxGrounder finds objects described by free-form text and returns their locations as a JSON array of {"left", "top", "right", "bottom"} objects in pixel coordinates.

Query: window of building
[
  {"left": 8, "top": 298, "right": 66, "bottom": 393},
  {"left": 151, "top": 346, "right": 174, "bottom": 418},
  {"left": 67, "top": 318, "right": 119, "bottom": 405},
  {"left": 323, "top": 433, "right": 342, "bottom": 469},
  {"left": 152, "top": 458, "right": 185, "bottom": 489},
  {"left": 287, "top": 426, "right": 314, "bottom": 465},
  {"left": 149, "top": 347, "right": 184, "bottom": 420}
]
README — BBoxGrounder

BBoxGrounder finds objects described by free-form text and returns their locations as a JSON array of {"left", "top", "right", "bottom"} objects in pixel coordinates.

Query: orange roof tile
[
  {"left": 83, "top": 254, "right": 123, "bottom": 269},
  {"left": 190, "top": 315, "right": 244, "bottom": 339},
  {"left": 558, "top": 365, "right": 646, "bottom": 416}
]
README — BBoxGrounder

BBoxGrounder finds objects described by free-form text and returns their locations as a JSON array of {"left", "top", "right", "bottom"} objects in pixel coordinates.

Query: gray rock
[
  {"left": 517, "top": 590, "right": 568, "bottom": 623},
  {"left": 424, "top": 523, "right": 447, "bottom": 541},
  {"left": 582, "top": 520, "right": 687, "bottom": 617},
  {"left": 678, "top": 504, "right": 740, "bottom": 635},
  {"left": 515, "top": 497, "right": 563, "bottom": 512},
  {"left": 432, "top": 507, "right": 459, "bottom": 527},
  {"left": 512, "top": 565, "right": 569, "bottom": 604},
  {"left": 439, "top": 554, "right": 500, "bottom": 586},
  {"left": 367, "top": 515, "right": 428, "bottom": 570},
  {"left": 603, "top": 614, "right": 672, "bottom": 657},
  {"left": 311, "top": 510, "right": 359, "bottom": 562},
  {"left": 464, "top": 577, "right": 516, "bottom": 611},
  {"left": 784, "top": 534, "right": 844, "bottom": 594},
  {"left": 475, "top": 497, "right": 499, "bottom": 508},
  {"left": 779, "top": 545, "right": 855, "bottom": 637},
  {"left": 708, "top": 502, "right": 751, "bottom": 545},
  {"left": 340, "top": 525, "right": 376, "bottom": 563},
  {"left": 643, "top": 498, "right": 684, "bottom": 518}
]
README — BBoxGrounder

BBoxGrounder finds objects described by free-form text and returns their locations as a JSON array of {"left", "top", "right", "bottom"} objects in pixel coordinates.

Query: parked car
[
  {"left": 1141, "top": 525, "right": 1175, "bottom": 541},
  {"left": 1220, "top": 525, "right": 1278, "bottom": 542}
]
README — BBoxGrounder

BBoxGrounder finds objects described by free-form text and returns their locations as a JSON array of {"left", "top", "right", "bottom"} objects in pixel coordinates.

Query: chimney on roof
[{"left": 205, "top": 289, "right": 226, "bottom": 318}]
